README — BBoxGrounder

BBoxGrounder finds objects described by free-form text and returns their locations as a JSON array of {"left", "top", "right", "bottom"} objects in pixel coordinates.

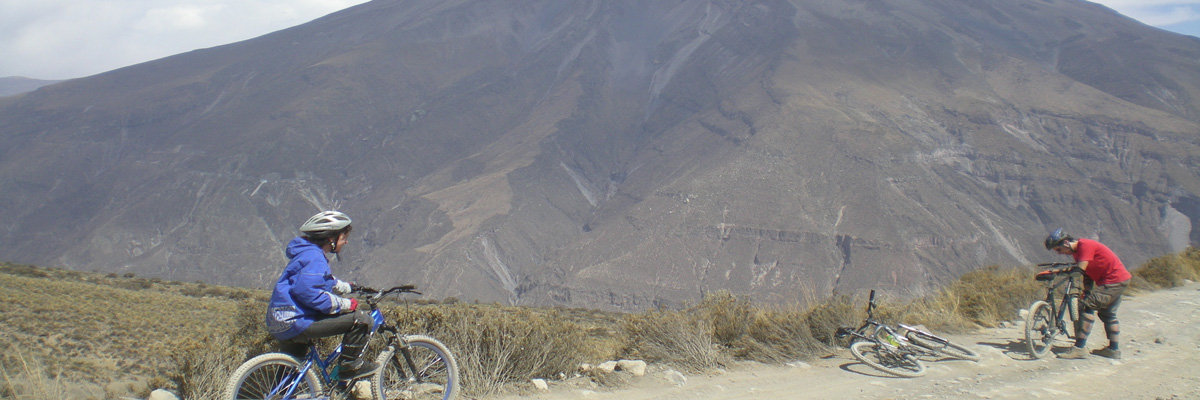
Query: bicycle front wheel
[
  {"left": 373, "top": 335, "right": 460, "bottom": 400},
  {"left": 849, "top": 341, "right": 926, "bottom": 378},
  {"left": 224, "top": 353, "right": 323, "bottom": 400},
  {"left": 1024, "top": 300, "right": 1060, "bottom": 359},
  {"left": 904, "top": 330, "right": 981, "bottom": 362}
]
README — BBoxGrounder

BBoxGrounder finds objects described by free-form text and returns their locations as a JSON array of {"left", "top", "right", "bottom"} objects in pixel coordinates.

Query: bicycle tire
[
  {"left": 1068, "top": 294, "right": 1080, "bottom": 324},
  {"left": 224, "top": 352, "right": 323, "bottom": 400},
  {"left": 904, "top": 330, "right": 981, "bottom": 362},
  {"left": 373, "top": 335, "right": 460, "bottom": 400},
  {"left": 849, "top": 341, "right": 926, "bottom": 378},
  {"left": 1024, "top": 300, "right": 1060, "bottom": 359}
]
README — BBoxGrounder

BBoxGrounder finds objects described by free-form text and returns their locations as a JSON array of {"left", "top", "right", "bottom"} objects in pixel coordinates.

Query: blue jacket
[{"left": 266, "top": 237, "right": 354, "bottom": 340}]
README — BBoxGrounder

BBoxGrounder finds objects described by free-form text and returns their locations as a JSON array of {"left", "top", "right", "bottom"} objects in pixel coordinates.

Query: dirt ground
[{"left": 493, "top": 282, "right": 1200, "bottom": 400}]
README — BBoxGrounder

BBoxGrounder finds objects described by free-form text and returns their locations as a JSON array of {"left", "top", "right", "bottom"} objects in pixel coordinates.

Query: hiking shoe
[
  {"left": 1092, "top": 347, "right": 1121, "bottom": 359},
  {"left": 1057, "top": 346, "right": 1088, "bottom": 359},
  {"left": 339, "top": 360, "right": 380, "bottom": 381}
]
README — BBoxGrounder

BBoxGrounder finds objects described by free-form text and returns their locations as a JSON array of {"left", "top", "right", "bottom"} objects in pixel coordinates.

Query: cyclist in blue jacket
[{"left": 266, "top": 210, "right": 378, "bottom": 380}]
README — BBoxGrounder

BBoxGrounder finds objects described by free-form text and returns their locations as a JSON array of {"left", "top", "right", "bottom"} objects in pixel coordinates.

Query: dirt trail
[{"left": 494, "top": 283, "right": 1200, "bottom": 400}]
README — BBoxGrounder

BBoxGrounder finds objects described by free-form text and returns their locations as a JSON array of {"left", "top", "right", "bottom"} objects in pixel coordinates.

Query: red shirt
[{"left": 1073, "top": 238, "right": 1131, "bottom": 285}]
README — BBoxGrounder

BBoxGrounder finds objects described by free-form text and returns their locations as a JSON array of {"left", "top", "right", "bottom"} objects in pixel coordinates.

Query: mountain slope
[{"left": 0, "top": 0, "right": 1197, "bottom": 309}]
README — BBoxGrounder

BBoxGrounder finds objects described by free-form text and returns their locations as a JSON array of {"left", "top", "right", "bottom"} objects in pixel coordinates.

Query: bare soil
[{"left": 494, "top": 282, "right": 1200, "bottom": 400}]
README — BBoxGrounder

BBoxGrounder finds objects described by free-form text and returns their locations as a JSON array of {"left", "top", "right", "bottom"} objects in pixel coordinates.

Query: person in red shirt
[{"left": 1043, "top": 228, "right": 1131, "bottom": 359}]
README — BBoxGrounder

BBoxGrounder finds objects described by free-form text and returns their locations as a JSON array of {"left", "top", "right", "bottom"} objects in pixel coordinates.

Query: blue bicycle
[{"left": 223, "top": 285, "right": 460, "bottom": 400}]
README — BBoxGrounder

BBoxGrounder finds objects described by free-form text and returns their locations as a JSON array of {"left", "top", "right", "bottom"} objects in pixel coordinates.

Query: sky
[{"left": 0, "top": 0, "right": 1198, "bottom": 81}]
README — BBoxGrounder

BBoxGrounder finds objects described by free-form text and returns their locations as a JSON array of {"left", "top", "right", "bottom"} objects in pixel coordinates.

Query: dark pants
[
  {"left": 1075, "top": 279, "right": 1128, "bottom": 348},
  {"left": 281, "top": 310, "right": 375, "bottom": 367}
]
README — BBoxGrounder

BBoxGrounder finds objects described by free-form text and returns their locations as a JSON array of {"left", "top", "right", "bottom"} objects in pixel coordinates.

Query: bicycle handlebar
[
  {"left": 354, "top": 285, "right": 422, "bottom": 304},
  {"left": 1036, "top": 262, "right": 1078, "bottom": 268}
]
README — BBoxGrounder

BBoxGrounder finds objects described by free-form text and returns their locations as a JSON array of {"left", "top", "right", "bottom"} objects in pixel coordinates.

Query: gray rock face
[{"left": 0, "top": 0, "right": 1197, "bottom": 309}]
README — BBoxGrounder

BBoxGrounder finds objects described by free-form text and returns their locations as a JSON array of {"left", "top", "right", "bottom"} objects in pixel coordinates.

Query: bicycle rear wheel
[
  {"left": 373, "top": 335, "right": 459, "bottom": 400},
  {"left": 1024, "top": 300, "right": 1060, "bottom": 359},
  {"left": 849, "top": 341, "right": 926, "bottom": 378},
  {"left": 224, "top": 353, "right": 323, "bottom": 400},
  {"left": 904, "top": 330, "right": 981, "bottom": 362}
]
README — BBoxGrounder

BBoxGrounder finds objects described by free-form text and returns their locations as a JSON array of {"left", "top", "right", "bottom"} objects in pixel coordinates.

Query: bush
[
  {"left": 386, "top": 303, "right": 594, "bottom": 397},
  {"left": 696, "top": 290, "right": 752, "bottom": 347},
  {"left": 738, "top": 307, "right": 826, "bottom": 363},
  {"left": 802, "top": 295, "right": 856, "bottom": 345},
  {"left": 622, "top": 310, "right": 723, "bottom": 372},
  {"left": 166, "top": 300, "right": 271, "bottom": 400},
  {"left": 1133, "top": 247, "right": 1200, "bottom": 289}
]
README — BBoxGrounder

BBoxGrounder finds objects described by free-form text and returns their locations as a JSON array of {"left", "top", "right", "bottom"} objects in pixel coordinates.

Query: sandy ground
[{"left": 493, "top": 282, "right": 1200, "bottom": 400}]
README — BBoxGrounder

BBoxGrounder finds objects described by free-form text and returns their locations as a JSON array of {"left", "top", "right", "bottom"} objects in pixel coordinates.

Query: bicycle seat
[{"left": 1035, "top": 270, "right": 1056, "bottom": 281}]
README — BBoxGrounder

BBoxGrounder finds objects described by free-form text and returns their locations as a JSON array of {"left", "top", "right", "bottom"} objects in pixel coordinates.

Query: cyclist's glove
[
  {"left": 332, "top": 296, "right": 359, "bottom": 313},
  {"left": 333, "top": 279, "right": 353, "bottom": 295}
]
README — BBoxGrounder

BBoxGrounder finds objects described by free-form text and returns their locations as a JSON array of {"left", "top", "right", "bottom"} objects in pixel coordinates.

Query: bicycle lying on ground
[
  {"left": 836, "top": 289, "right": 980, "bottom": 378},
  {"left": 1025, "top": 262, "right": 1083, "bottom": 359},
  {"left": 224, "top": 285, "right": 460, "bottom": 400}
]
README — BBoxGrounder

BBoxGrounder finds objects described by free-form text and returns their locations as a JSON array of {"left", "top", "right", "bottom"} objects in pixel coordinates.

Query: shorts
[{"left": 1081, "top": 280, "right": 1128, "bottom": 316}]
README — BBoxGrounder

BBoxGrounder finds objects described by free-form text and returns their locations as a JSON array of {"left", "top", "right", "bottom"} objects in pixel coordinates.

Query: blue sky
[
  {"left": 1099, "top": 0, "right": 1200, "bottom": 37},
  {"left": 0, "top": 0, "right": 1197, "bottom": 80}
]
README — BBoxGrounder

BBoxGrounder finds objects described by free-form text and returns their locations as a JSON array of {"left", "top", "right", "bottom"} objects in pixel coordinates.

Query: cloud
[
  {"left": 1, "top": 0, "right": 1196, "bottom": 80},
  {"left": 0, "top": 0, "right": 367, "bottom": 80},
  {"left": 1093, "top": 0, "right": 1200, "bottom": 25}
]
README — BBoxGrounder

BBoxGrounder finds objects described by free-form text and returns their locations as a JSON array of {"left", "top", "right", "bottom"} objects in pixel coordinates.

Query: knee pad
[{"left": 1097, "top": 309, "right": 1118, "bottom": 325}]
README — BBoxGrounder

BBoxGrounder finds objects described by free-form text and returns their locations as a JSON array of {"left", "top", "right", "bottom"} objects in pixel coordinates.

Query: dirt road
[{"left": 496, "top": 282, "right": 1200, "bottom": 400}]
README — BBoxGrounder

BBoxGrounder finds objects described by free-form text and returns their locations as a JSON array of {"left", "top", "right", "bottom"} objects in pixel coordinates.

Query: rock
[
  {"left": 147, "top": 389, "right": 179, "bottom": 400},
  {"left": 1018, "top": 309, "right": 1030, "bottom": 319},
  {"left": 616, "top": 359, "right": 647, "bottom": 376},
  {"left": 531, "top": 378, "right": 549, "bottom": 391},
  {"left": 596, "top": 361, "right": 618, "bottom": 373},
  {"left": 579, "top": 363, "right": 594, "bottom": 373},
  {"left": 351, "top": 380, "right": 372, "bottom": 399},
  {"left": 786, "top": 361, "right": 812, "bottom": 369},
  {"left": 663, "top": 369, "right": 687, "bottom": 387}
]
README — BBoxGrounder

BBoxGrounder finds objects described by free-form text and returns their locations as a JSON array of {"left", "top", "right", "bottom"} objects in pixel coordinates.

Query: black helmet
[{"left": 1043, "top": 228, "right": 1070, "bottom": 250}]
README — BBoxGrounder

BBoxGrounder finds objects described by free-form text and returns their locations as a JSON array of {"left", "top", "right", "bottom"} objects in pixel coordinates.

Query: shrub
[
  {"left": 386, "top": 303, "right": 593, "bottom": 397},
  {"left": 802, "top": 295, "right": 856, "bottom": 345},
  {"left": 0, "top": 347, "right": 71, "bottom": 400},
  {"left": 166, "top": 300, "right": 271, "bottom": 400},
  {"left": 1133, "top": 247, "right": 1200, "bottom": 289},
  {"left": 738, "top": 307, "right": 826, "bottom": 363},
  {"left": 696, "top": 290, "right": 752, "bottom": 347},
  {"left": 621, "top": 310, "right": 723, "bottom": 372}
]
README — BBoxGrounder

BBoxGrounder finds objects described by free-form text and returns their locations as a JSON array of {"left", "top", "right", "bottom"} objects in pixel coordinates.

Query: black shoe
[{"left": 339, "top": 360, "right": 380, "bottom": 381}]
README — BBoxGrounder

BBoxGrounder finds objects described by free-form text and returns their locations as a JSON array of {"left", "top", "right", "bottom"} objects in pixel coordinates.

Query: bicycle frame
[
  {"left": 837, "top": 291, "right": 917, "bottom": 352},
  {"left": 255, "top": 343, "right": 342, "bottom": 399},
  {"left": 264, "top": 308, "right": 389, "bottom": 399},
  {"left": 1037, "top": 263, "right": 1082, "bottom": 338}
]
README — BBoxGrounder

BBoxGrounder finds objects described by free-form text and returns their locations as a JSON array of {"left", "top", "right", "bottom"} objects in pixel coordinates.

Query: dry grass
[
  {"left": 622, "top": 308, "right": 725, "bottom": 372},
  {"left": 885, "top": 265, "right": 1043, "bottom": 331},
  {"left": 386, "top": 303, "right": 614, "bottom": 397},
  {"left": 0, "top": 348, "right": 71, "bottom": 400},
  {"left": 0, "top": 262, "right": 260, "bottom": 399},
  {"left": 1132, "top": 247, "right": 1200, "bottom": 289},
  {"left": 3, "top": 249, "right": 1197, "bottom": 398}
]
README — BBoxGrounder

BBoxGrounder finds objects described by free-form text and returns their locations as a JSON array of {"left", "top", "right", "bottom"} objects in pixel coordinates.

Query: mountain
[
  {"left": 0, "top": 76, "right": 62, "bottom": 97},
  {"left": 0, "top": 0, "right": 1198, "bottom": 310}
]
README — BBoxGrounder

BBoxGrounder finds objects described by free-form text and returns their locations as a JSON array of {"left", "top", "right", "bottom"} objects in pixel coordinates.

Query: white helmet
[{"left": 299, "top": 210, "right": 352, "bottom": 238}]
